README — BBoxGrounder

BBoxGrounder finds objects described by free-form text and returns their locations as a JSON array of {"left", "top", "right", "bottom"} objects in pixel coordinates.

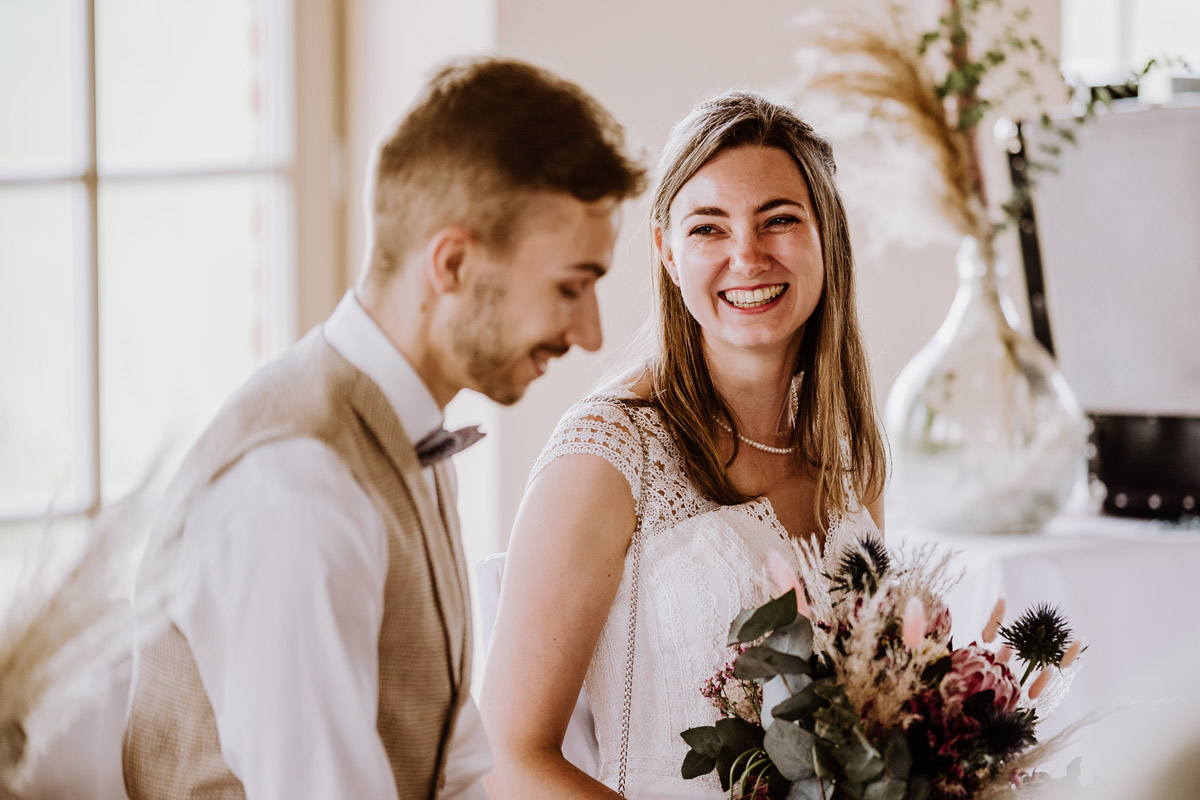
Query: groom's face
[{"left": 448, "top": 192, "right": 619, "bottom": 405}]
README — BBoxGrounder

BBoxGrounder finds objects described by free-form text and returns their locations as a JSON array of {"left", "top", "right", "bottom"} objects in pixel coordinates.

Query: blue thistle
[{"left": 999, "top": 604, "right": 1072, "bottom": 682}]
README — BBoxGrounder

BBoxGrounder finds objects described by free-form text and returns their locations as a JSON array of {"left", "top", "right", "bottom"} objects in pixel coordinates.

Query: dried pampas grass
[
  {"left": 801, "top": 5, "right": 993, "bottom": 247},
  {"left": 0, "top": 491, "right": 160, "bottom": 794}
]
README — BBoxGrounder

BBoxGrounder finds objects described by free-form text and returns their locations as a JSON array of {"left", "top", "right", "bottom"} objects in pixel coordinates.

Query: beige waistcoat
[{"left": 123, "top": 329, "right": 471, "bottom": 799}]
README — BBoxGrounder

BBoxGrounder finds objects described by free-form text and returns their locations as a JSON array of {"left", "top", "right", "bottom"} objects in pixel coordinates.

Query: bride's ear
[{"left": 653, "top": 225, "right": 680, "bottom": 287}]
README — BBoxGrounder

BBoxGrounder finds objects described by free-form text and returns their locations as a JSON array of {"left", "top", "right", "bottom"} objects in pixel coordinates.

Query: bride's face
[{"left": 655, "top": 145, "right": 824, "bottom": 365}]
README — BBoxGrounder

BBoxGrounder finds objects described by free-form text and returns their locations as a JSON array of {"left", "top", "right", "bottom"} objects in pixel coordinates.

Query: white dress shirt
[{"left": 171, "top": 290, "right": 491, "bottom": 799}]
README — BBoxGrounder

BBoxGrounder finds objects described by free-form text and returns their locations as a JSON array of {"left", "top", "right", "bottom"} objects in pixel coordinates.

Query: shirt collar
[{"left": 322, "top": 290, "right": 443, "bottom": 445}]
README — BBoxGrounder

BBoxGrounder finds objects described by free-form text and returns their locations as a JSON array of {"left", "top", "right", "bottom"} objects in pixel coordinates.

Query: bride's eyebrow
[
  {"left": 683, "top": 206, "right": 728, "bottom": 220},
  {"left": 683, "top": 198, "right": 804, "bottom": 222},
  {"left": 757, "top": 198, "right": 804, "bottom": 213}
]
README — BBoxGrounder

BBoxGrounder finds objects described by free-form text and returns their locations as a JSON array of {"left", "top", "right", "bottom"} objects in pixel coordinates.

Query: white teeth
[{"left": 722, "top": 285, "right": 785, "bottom": 308}]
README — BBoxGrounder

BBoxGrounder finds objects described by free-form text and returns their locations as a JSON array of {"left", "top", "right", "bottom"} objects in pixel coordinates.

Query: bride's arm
[
  {"left": 480, "top": 452, "right": 636, "bottom": 800},
  {"left": 867, "top": 492, "right": 885, "bottom": 535}
]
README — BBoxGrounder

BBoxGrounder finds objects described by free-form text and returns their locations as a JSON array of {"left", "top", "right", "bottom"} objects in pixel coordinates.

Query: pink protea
[
  {"left": 925, "top": 594, "right": 954, "bottom": 644},
  {"left": 939, "top": 644, "right": 1022, "bottom": 712}
]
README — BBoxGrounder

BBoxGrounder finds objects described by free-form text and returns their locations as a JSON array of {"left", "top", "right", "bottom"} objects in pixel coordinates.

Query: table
[{"left": 894, "top": 512, "right": 1200, "bottom": 798}]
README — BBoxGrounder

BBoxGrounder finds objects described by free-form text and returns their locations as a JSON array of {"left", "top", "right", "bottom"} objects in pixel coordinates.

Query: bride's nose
[{"left": 728, "top": 233, "right": 770, "bottom": 278}]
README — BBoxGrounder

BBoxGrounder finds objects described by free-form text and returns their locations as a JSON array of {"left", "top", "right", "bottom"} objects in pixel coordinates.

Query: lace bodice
[{"left": 529, "top": 396, "right": 880, "bottom": 799}]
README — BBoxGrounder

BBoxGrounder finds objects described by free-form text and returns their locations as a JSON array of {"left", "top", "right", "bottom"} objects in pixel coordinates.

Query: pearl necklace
[
  {"left": 715, "top": 377, "right": 801, "bottom": 456},
  {"left": 714, "top": 417, "right": 795, "bottom": 454}
]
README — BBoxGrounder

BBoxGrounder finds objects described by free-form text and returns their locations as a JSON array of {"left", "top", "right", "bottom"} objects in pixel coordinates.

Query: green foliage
[
  {"left": 914, "top": 0, "right": 1190, "bottom": 234},
  {"left": 765, "top": 721, "right": 817, "bottom": 780},
  {"left": 729, "top": 590, "right": 800, "bottom": 646}
]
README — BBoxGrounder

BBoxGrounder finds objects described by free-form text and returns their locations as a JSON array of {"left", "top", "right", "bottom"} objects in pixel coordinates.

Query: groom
[{"left": 122, "top": 57, "right": 644, "bottom": 799}]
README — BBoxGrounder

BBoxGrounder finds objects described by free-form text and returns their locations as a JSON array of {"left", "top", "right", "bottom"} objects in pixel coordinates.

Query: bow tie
[{"left": 414, "top": 425, "right": 485, "bottom": 467}]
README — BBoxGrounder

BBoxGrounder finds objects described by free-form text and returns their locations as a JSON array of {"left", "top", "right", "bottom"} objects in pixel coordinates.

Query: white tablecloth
[{"left": 894, "top": 513, "right": 1200, "bottom": 798}]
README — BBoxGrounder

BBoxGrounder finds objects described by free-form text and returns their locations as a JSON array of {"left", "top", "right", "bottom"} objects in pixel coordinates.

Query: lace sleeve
[{"left": 527, "top": 398, "right": 643, "bottom": 504}]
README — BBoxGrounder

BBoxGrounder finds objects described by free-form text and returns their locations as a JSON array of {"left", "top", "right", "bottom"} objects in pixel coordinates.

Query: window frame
[{"left": 0, "top": 0, "right": 343, "bottom": 525}]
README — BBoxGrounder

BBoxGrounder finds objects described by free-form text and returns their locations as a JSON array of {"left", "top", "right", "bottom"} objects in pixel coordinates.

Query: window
[
  {"left": 0, "top": 0, "right": 338, "bottom": 539},
  {"left": 1061, "top": 0, "right": 1200, "bottom": 87}
]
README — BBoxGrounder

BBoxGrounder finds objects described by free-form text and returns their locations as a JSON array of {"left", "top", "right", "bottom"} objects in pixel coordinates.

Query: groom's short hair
[{"left": 368, "top": 57, "right": 645, "bottom": 273}]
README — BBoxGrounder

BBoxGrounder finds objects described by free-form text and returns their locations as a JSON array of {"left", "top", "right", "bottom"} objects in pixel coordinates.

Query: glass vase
[{"left": 885, "top": 236, "right": 1085, "bottom": 534}]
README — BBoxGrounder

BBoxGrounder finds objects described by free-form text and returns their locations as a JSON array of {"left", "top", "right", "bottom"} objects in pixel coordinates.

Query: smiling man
[{"left": 123, "top": 57, "right": 644, "bottom": 800}]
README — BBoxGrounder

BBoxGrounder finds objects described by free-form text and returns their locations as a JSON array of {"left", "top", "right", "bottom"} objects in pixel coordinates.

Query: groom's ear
[{"left": 425, "top": 226, "right": 475, "bottom": 294}]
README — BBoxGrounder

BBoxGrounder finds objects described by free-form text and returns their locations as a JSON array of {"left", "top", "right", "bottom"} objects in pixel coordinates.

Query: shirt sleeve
[
  {"left": 173, "top": 437, "right": 397, "bottom": 800},
  {"left": 437, "top": 694, "right": 492, "bottom": 800}
]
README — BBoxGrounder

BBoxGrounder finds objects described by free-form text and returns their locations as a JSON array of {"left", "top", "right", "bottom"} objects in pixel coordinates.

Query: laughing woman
[{"left": 480, "top": 91, "right": 887, "bottom": 800}]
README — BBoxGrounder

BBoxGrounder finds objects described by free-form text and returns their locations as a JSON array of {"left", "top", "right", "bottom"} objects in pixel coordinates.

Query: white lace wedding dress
[{"left": 530, "top": 395, "right": 880, "bottom": 800}]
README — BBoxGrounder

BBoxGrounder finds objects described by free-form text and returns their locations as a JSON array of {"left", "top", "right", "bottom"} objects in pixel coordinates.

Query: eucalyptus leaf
[
  {"left": 813, "top": 742, "right": 837, "bottom": 780},
  {"left": 812, "top": 681, "right": 846, "bottom": 702},
  {"left": 771, "top": 678, "right": 821, "bottom": 722},
  {"left": 784, "top": 671, "right": 813, "bottom": 694},
  {"left": 840, "top": 780, "right": 867, "bottom": 799},
  {"left": 681, "top": 749, "right": 717, "bottom": 779},
  {"left": 834, "top": 738, "right": 885, "bottom": 784},
  {"left": 715, "top": 716, "right": 764, "bottom": 755},
  {"left": 728, "top": 590, "right": 799, "bottom": 644},
  {"left": 734, "top": 645, "right": 809, "bottom": 679},
  {"left": 864, "top": 777, "right": 907, "bottom": 800},
  {"left": 727, "top": 607, "right": 757, "bottom": 645},
  {"left": 681, "top": 726, "right": 722, "bottom": 758},
  {"left": 765, "top": 617, "right": 815, "bottom": 658},
  {"left": 763, "top": 721, "right": 816, "bottom": 781},
  {"left": 903, "top": 774, "right": 932, "bottom": 800},
  {"left": 786, "top": 776, "right": 833, "bottom": 800},
  {"left": 761, "top": 675, "right": 796, "bottom": 728},
  {"left": 715, "top": 747, "right": 734, "bottom": 792},
  {"left": 883, "top": 728, "right": 912, "bottom": 779}
]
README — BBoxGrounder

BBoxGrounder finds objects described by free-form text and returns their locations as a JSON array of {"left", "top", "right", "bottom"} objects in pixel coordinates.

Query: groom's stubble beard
[{"left": 450, "top": 272, "right": 559, "bottom": 406}]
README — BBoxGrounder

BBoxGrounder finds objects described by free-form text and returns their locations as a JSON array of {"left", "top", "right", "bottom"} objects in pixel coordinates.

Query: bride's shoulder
[
  {"left": 530, "top": 382, "right": 654, "bottom": 493},
  {"left": 589, "top": 364, "right": 653, "bottom": 402},
  {"left": 565, "top": 366, "right": 655, "bottom": 420}
]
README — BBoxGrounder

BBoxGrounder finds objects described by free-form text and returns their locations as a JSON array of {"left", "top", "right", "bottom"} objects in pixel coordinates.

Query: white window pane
[
  {"left": 99, "top": 176, "right": 275, "bottom": 491},
  {"left": 0, "top": 0, "right": 74, "bottom": 167},
  {"left": 96, "top": 0, "right": 276, "bottom": 168},
  {"left": 0, "top": 185, "right": 80, "bottom": 510},
  {"left": 0, "top": 517, "right": 87, "bottom": 612},
  {"left": 1133, "top": 0, "right": 1200, "bottom": 66}
]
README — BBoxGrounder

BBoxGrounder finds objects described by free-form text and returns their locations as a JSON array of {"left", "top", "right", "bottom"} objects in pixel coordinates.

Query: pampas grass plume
[
  {"left": 1060, "top": 640, "right": 1083, "bottom": 668},
  {"left": 902, "top": 596, "right": 927, "bottom": 650},
  {"left": 982, "top": 596, "right": 1006, "bottom": 643}
]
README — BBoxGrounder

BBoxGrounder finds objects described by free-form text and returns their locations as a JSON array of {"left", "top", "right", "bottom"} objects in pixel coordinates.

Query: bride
[{"left": 479, "top": 90, "right": 886, "bottom": 799}]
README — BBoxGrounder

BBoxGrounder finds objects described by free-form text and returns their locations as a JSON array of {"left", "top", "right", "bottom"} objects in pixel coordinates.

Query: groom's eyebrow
[{"left": 573, "top": 262, "right": 608, "bottom": 278}]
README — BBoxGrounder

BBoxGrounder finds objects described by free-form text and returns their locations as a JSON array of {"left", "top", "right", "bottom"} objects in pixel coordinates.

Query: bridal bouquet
[{"left": 679, "top": 536, "right": 1084, "bottom": 800}]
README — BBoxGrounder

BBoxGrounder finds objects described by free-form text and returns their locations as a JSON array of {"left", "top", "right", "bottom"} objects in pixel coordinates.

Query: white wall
[{"left": 344, "top": 0, "right": 1060, "bottom": 557}]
